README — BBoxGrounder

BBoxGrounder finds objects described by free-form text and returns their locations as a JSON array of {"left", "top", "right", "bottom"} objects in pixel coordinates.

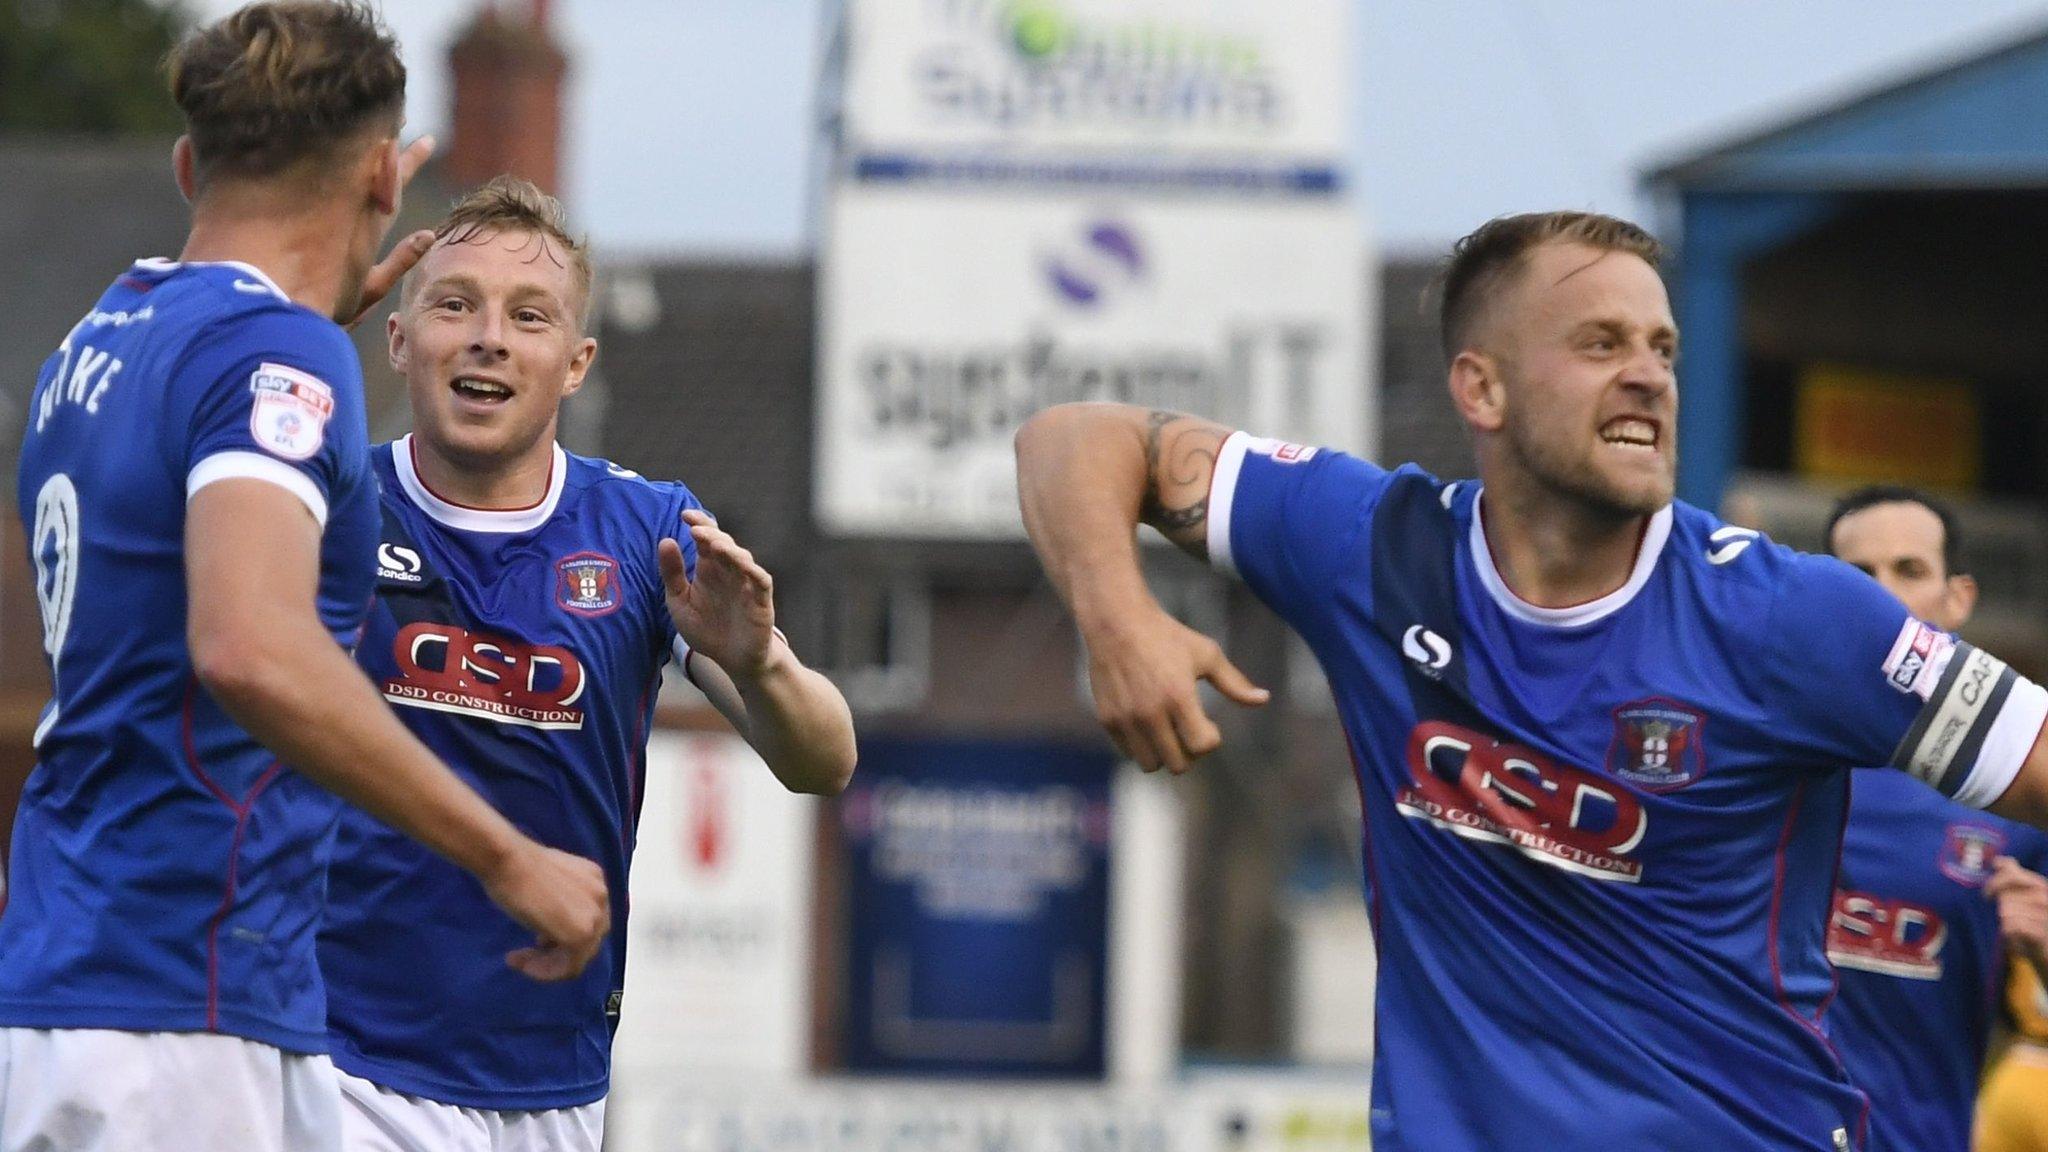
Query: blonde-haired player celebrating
[{"left": 317, "top": 176, "right": 855, "bottom": 1152}]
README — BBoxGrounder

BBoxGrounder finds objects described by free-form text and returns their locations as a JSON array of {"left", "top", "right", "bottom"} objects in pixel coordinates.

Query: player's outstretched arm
[
  {"left": 187, "top": 480, "right": 609, "bottom": 982},
  {"left": 1014, "top": 402, "right": 1268, "bottom": 774},
  {"left": 660, "top": 510, "right": 855, "bottom": 795}
]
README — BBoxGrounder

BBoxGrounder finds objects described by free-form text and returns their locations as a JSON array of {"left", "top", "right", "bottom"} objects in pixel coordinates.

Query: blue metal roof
[{"left": 1647, "top": 24, "right": 2048, "bottom": 191}]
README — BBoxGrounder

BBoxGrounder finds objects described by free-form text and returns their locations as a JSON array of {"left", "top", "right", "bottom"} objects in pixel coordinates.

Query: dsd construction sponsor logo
[
  {"left": 1397, "top": 719, "right": 1648, "bottom": 883},
  {"left": 1829, "top": 890, "right": 1947, "bottom": 980},
  {"left": 382, "top": 621, "right": 587, "bottom": 730},
  {"left": 912, "top": 0, "right": 1287, "bottom": 140}
]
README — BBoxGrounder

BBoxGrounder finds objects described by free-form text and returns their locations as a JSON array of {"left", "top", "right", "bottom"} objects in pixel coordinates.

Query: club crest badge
[
  {"left": 556, "top": 552, "right": 621, "bottom": 617},
  {"left": 1607, "top": 698, "right": 1708, "bottom": 791},
  {"left": 1939, "top": 824, "right": 2004, "bottom": 886}
]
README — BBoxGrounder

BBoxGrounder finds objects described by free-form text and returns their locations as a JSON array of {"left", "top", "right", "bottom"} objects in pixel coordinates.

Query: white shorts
[
  {"left": 0, "top": 1027, "right": 340, "bottom": 1152},
  {"left": 336, "top": 1070, "right": 605, "bottom": 1152}
]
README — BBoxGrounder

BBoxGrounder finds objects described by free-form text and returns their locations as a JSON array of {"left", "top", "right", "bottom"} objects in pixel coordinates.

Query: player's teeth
[{"left": 1602, "top": 420, "right": 1654, "bottom": 445}]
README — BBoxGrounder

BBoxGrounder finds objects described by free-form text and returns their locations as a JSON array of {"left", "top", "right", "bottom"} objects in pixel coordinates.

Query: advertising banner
[
  {"left": 840, "top": 738, "right": 1116, "bottom": 1074},
  {"left": 816, "top": 186, "right": 1367, "bottom": 537},
  {"left": 841, "top": 0, "right": 1349, "bottom": 167},
  {"left": 611, "top": 731, "right": 819, "bottom": 1078},
  {"left": 608, "top": 1075, "right": 1372, "bottom": 1152}
]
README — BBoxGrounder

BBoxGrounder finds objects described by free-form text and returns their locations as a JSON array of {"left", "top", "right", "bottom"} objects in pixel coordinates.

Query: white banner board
[
  {"left": 815, "top": 185, "right": 1369, "bottom": 538},
  {"left": 609, "top": 1074, "right": 1372, "bottom": 1152},
  {"left": 842, "top": 0, "right": 1349, "bottom": 163},
  {"left": 611, "top": 731, "right": 818, "bottom": 1078}
]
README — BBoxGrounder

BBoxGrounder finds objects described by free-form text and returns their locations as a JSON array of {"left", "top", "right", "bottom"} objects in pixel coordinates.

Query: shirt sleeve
[
  {"left": 1205, "top": 431, "right": 1392, "bottom": 627},
  {"left": 1761, "top": 551, "right": 2048, "bottom": 808},
  {"left": 174, "top": 309, "right": 362, "bottom": 527}
]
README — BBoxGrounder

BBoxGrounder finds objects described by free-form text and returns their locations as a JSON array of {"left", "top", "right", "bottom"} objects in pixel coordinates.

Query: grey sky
[{"left": 181, "top": 0, "right": 2048, "bottom": 256}]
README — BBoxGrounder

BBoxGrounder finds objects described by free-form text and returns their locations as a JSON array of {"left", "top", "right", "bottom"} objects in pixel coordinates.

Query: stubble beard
[{"left": 1506, "top": 417, "right": 1674, "bottom": 521}]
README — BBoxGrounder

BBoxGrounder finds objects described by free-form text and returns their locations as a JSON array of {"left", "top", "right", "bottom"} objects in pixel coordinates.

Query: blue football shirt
[
  {"left": 4, "top": 258, "right": 377, "bottom": 1052},
  {"left": 1206, "top": 432, "right": 2048, "bottom": 1152},
  {"left": 1828, "top": 770, "right": 2048, "bottom": 1152},
  {"left": 319, "top": 437, "right": 700, "bottom": 1110}
]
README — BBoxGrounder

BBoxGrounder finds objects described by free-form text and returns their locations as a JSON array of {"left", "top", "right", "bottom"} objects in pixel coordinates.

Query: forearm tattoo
[{"left": 1138, "top": 409, "right": 1220, "bottom": 539}]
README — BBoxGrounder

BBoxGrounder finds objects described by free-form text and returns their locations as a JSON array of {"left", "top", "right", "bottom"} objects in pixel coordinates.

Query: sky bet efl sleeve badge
[{"left": 248, "top": 362, "right": 334, "bottom": 461}]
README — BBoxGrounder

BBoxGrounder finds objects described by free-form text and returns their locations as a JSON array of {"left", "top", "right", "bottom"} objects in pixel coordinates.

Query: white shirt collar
[
  {"left": 1469, "top": 494, "right": 1673, "bottom": 628},
  {"left": 391, "top": 434, "right": 567, "bottom": 534},
  {"left": 133, "top": 257, "right": 288, "bottom": 300}
]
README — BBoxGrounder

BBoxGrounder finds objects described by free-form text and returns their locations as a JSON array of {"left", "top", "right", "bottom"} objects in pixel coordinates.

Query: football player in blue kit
[
  {"left": 1015, "top": 211, "right": 2048, "bottom": 1150},
  {"left": 1821, "top": 486, "right": 2048, "bottom": 1152},
  {"left": 2, "top": 7, "right": 609, "bottom": 1152},
  {"left": 317, "top": 176, "right": 856, "bottom": 1152}
]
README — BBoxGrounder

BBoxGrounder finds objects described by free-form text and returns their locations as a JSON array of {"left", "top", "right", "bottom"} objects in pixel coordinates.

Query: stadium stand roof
[
  {"left": 1643, "top": 21, "right": 2048, "bottom": 510},
  {"left": 1646, "top": 21, "right": 2048, "bottom": 192}
]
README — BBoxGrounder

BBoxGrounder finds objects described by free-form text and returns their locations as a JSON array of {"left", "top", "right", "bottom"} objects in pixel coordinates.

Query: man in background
[{"left": 1823, "top": 487, "right": 2048, "bottom": 1152}]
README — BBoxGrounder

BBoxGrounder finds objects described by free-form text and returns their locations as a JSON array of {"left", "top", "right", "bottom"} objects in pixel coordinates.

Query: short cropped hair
[
  {"left": 1825, "top": 485, "right": 1966, "bottom": 578},
  {"left": 418, "top": 175, "right": 594, "bottom": 326},
  {"left": 1438, "top": 211, "right": 1664, "bottom": 362},
  {"left": 167, "top": 1, "right": 405, "bottom": 185}
]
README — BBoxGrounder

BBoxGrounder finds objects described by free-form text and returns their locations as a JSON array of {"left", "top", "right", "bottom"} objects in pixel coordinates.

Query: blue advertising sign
[{"left": 841, "top": 738, "right": 1115, "bottom": 1076}]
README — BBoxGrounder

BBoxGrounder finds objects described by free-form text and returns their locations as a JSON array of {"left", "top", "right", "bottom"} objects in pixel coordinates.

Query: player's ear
[
  {"left": 1947, "top": 572, "right": 1979, "bottom": 624},
  {"left": 173, "top": 137, "right": 198, "bottom": 203},
  {"left": 1448, "top": 350, "right": 1506, "bottom": 433},
  {"left": 367, "top": 136, "right": 401, "bottom": 216},
  {"left": 560, "top": 337, "right": 598, "bottom": 398},
  {"left": 387, "top": 310, "right": 409, "bottom": 372}
]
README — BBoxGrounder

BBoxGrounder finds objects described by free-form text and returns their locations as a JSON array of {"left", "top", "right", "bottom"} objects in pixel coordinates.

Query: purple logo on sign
[{"left": 1043, "top": 220, "right": 1143, "bottom": 308}]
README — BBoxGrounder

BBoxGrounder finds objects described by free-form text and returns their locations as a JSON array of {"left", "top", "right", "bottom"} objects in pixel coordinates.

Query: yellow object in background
[
  {"left": 1796, "top": 365, "right": 1980, "bottom": 492},
  {"left": 1976, "top": 960, "right": 2048, "bottom": 1152}
]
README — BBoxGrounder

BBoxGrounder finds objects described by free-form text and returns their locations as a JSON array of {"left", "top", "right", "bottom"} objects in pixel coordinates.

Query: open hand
[
  {"left": 1083, "top": 604, "right": 1269, "bottom": 774},
  {"left": 659, "top": 509, "right": 778, "bottom": 680}
]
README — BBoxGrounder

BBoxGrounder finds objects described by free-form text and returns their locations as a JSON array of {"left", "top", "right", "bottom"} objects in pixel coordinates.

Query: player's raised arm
[
  {"left": 661, "top": 509, "right": 856, "bottom": 796},
  {"left": 187, "top": 480, "right": 610, "bottom": 982},
  {"left": 1014, "top": 402, "right": 1268, "bottom": 774}
]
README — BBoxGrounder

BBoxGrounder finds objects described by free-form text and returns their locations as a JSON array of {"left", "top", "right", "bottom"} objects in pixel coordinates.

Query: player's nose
[
  {"left": 469, "top": 310, "right": 511, "bottom": 360},
  {"left": 1617, "top": 344, "right": 1673, "bottom": 398}
]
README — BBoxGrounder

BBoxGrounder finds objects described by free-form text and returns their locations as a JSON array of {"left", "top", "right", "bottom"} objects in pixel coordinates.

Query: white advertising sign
[
  {"left": 815, "top": 184, "right": 1370, "bottom": 538},
  {"left": 611, "top": 731, "right": 818, "bottom": 1078},
  {"left": 608, "top": 1075, "right": 1371, "bottom": 1152},
  {"left": 842, "top": 0, "right": 1349, "bottom": 163}
]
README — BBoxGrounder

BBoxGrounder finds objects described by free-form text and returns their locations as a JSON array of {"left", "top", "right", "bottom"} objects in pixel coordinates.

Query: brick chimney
[{"left": 446, "top": 1, "right": 570, "bottom": 196}]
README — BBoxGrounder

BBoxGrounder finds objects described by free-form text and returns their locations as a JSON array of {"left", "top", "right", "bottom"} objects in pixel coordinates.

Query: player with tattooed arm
[{"left": 1016, "top": 212, "right": 2048, "bottom": 1151}]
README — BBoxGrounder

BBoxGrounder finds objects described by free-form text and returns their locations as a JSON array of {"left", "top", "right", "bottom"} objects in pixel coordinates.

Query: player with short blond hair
[{"left": 318, "top": 176, "right": 856, "bottom": 1152}]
